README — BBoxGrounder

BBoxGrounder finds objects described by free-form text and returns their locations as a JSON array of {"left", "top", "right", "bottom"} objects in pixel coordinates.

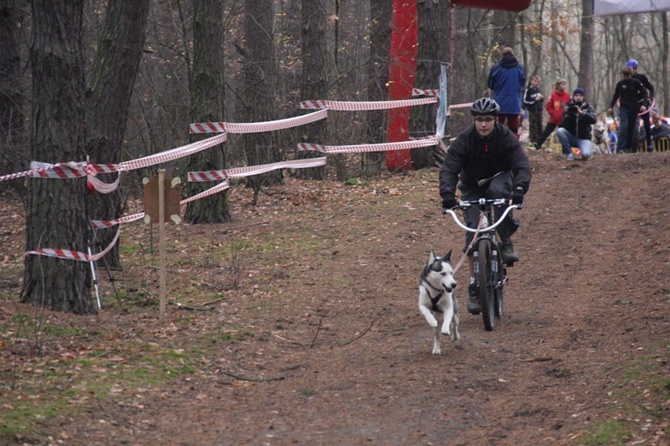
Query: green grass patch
[{"left": 580, "top": 420, "right": 630, "bottom": 445}]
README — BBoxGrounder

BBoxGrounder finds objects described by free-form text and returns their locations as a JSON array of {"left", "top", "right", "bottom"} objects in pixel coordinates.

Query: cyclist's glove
[
  {"left": 442, "top": 195, "right": 458, "bottom": 209},
  {"left": 510, "top": 186, "right": 525, "bottom": 205}
]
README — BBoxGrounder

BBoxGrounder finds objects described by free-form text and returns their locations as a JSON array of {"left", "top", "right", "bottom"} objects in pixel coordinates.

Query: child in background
[
  {"left": 522, "top": 75, "right": 544, "bottom": 148},
  {"left": 536, "top": 78, "right": 571, "bottom": 151}
]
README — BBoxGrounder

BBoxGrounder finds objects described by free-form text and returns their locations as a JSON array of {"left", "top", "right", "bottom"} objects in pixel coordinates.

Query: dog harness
[{"left": 422, "top": 280, "right": 445, "bottom": 313}]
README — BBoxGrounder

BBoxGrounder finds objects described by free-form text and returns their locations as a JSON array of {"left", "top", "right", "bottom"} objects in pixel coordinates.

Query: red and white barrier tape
[
  {"left": 90, "top": 212, "right": 145, "bottom": 229},
  {"left": 22, "top": 161, "right": 89, "bottom": 179},
  {"left": 187, "top": 157, "right": 327, "bottom": 182},
  {"left": 449, "top": 102, "right": 473, "bottom": 110},
  {"left": 189, "top": 109, "right": 327, "bottom": 134},
  {"left": 299, "top": 97, "right": 437, "bottom": 111},
  {"left": 87, "top": 172, "right": 121, "bottom": 194},
  {"left": 412, "top": 88, "right": 439, "bottom": 97},
  {"left": 118, "top": 132, "right": 228, "bottom": 171},
  {"left": 25, "top": 228, "right": 120, "bottom": 263},
  {"left": 298, "top": 136, "right": 438, "bottom": 154},
  {"left": 179, "top": 180, "right": 230, "bottom": 205}
]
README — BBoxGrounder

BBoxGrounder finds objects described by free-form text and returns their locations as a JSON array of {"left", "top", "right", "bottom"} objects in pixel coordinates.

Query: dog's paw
[
  {"left": 432, "top": 346, "right": 442, "bottom": 355},
  {"left": 451, "top": 331, "right": 461, "bottom": 342},
  {"left": 427, "top": 319, "right": 438, "bottom": 329},
  {"left": 441, "top": 325, "right": 451, "bottom": 335}
]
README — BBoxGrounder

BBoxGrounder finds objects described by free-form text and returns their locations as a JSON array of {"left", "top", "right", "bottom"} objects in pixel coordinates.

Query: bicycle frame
[{"left": 442, "top": 198, "right": 521, "bottom": 331}]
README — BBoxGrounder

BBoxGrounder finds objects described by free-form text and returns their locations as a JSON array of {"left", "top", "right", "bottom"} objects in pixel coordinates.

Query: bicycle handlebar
[{"left": 441, "top": 198, "right": 521, "bottom": 233}]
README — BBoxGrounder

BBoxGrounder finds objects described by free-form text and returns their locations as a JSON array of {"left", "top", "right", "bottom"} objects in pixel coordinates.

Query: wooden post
[{"left": 158, "top": 169, "right": 167, "bottom": 322}]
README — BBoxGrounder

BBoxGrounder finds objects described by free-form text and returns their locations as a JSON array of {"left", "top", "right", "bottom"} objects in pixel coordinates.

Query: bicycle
[{"left": 442, "top": 198, "right": 521, "bottom": 331}]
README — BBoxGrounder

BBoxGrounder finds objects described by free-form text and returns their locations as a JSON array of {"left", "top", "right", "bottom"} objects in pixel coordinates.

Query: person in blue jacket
[{"left": 487, "top": 47, "right": 526, "bottom": 138}]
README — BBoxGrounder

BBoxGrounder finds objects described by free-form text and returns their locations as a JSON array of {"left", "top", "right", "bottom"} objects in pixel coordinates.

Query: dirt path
[{"left": 1, "top": 152, "right": 669, "bottom": 445}]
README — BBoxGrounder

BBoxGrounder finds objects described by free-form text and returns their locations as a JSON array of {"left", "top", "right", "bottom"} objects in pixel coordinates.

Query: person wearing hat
[
  {"left": 627, "top": 59, "right": 655, "bottom": 152},
  {"left": 487, "top": 47, "right": 526, "bottom": 138},
  {"left": 607, "top": 66, "right": 648, "bottom": 153},
  {"left": 556, "top": 88, "right": 597, "bottom": 161}
]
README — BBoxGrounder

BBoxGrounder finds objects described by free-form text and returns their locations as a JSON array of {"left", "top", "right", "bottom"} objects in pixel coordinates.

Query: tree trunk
[
  {"left": 243, "top": 0, "right": 281, "bottom": 199},
  {"left": 578, "top": 0, "right": 594, "bottom": 98},
  {"left": 365, "top": 0, "right": 392, "bottom": 175},
  {"left": 411, "top": 0, "right": 449, "bottom": 169},
  {"left": 0, "top": 0, "right": 26, "bottom": 191},
  {"left": 22, "top": 0, "right": 93, "bottom": 314},
  {"left": 185, "top": 0, "right": 230, "bottom": 223},
  {"left": 296, "top": 0, "right": 328, "bottom": 180},
  {"left": 86, "top": 0, "right": 150, "bottom": 267}
]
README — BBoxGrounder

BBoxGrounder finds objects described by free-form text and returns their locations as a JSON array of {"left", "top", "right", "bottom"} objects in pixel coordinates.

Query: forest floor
[{"left": 1, "top": 150, "right": 669, "bottom": 446}]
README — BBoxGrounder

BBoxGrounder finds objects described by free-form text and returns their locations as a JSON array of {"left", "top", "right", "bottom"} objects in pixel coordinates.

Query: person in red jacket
[{"left": 536, "top": 79, "right": 571, "bottom": 150}]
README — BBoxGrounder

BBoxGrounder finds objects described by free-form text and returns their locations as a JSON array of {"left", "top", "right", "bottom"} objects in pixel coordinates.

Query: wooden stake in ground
[{"left": 143, "top": 170, "right": 181, "bottom": 323}]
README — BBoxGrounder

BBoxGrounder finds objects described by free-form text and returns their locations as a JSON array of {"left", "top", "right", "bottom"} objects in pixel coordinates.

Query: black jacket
[
  {"left": 632, "top": 72, "right": 655, "bottom": 102},
  {"left": 609, "top": 78, "right": 647, "bottom": 111},
  {"left": 439, "top": 123, "right": 532, "bottom": 198},
  {"left": 522, "top": 86, "right": 543, "bottom": 112},
  {"left": 560, "top": 100, "right": 597, "bottom": 140}
]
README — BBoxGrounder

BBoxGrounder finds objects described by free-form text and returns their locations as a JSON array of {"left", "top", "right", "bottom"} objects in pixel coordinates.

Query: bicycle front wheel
[{"left": 478, "top": 239, "right": 495, "bottom": 331}]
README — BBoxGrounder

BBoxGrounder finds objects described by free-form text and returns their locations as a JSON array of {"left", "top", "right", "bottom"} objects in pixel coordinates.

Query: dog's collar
[{"left": 422, "top": 279, "right": 442, "bottom": 294}]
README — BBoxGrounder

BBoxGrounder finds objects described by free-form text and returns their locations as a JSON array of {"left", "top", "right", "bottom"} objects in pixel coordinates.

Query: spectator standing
[
  {"left": 607, "top": 66, "right": 648, "bottom": 153},
  {"left": 487, "top": 47, "right": 526, "bottom": 138},
  {"left": 522, "top": 75, "right": 544, "bottom": 148},
  {"left": 627, "top": 59, "right": 655, "bottom": 152},
  {"left": 536, "top": 79, "right": 571, "bottom": 150},
  {"left": 556, "top": 88, "right": 597, "bottom": 161}
]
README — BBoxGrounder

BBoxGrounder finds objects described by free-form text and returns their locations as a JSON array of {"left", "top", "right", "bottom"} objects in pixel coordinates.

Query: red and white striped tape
[
  {"left": 25, "top": 161, "right": 88, "bottom": 179},
  {"left": 180, "top": 180, "right": 230, "bottom": 205},
  {"left": 87, "top": 172, "right": 121, "bottom": 194},
  {"left": 412, "top": 88, "right": 439, "bottom": 97},
  {"left": 117, "top": 132, "right": 228, "bottom": 171},
  {"left": 187, "top": 157, "right": 327, "bottom": 182},
  {"left": 449, "top": 102, "right": 473, "bottom": 110},
  {"left": 90, "top": 212, "right": 146, "bottom": 229},
  {"left": 298, "top": 136, "right": 438, "bottom": 154},
  {"left": 25, "top": 228, "right": 121, "bottom": 263},
  {"left": 189, "top": 122, "right": 226, "bottom": 134},
  {"left": 299, "top": 97, "right": 437, "bottom": 111},
  {"left": 189, "top": 109, "right": 327, "bottom": 134}
]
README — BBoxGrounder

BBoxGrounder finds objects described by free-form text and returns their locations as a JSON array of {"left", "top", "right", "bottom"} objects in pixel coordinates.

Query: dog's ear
[
  {"left": 444, "top": 250, "right": 452, "bottom": 261},
  {"left": 429, "top": 251, "right": 436, "bottom": 262}
]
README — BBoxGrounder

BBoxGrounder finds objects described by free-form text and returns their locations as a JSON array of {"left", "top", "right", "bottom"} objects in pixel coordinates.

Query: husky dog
[
  {"left": 592, "top": 119, "right": 610, "bottom": 154},
  {"left": 418, "top": 251, "right": 460, "bottom": 355}
]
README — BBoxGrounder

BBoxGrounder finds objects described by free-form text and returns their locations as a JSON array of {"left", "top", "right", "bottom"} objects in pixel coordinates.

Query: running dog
[{"left": 418, "top": 251, "right": 460, "bottom": 355}]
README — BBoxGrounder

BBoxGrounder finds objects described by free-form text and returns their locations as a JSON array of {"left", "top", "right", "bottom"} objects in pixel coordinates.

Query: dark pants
[
  {"left": 640, "top": 110, "right": 651, "bottom": 149},
  {"left": 528, "top": 110, "right": 543, "bottom": 145},
  {"left": 537, "top": 122, "right": 559, "bottom": 148},
  {"left": 459, "top": 171, "right": 518, "bottom": 252},
  {"left": 618, "top": 107, "right": 639, "bottom": 152}
]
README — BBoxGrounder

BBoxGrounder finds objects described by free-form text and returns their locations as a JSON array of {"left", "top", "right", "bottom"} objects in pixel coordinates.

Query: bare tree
[
  {"left": 365, "top": 0, "right": 392, "bottom": 174},
  {"left": 185, "top": 0, "right": 229, "bottom": 223},
  {"left": 242, "top": 0, "right": 281, "bottom": 203},
  {"left": 0, "top": 0, "right": 25, "bottom": 186},
  {"left": 577, "top": 0, "right": 594, "bottom": 97},
  {"left": 411, "top": 0, "right": 449, "bottom": 169},
  {"left": 22, "top": 0, "right": 92, "bottom": 313},
  {"left": 86, "top": 0, "right": 151, "bottom": 267},
  {"left": 296, "top": 0, "right": 328, "bottom": 180}
]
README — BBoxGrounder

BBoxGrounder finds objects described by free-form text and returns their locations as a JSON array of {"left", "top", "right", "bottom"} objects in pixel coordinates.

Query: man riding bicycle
[{"left": 439, "top": 97, "right": 532, "bottom": 314}]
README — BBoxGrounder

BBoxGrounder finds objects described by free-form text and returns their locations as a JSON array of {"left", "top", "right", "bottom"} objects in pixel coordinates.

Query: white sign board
[{"left": 594, "top": 0, "right": 670, "bottom": 16}]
